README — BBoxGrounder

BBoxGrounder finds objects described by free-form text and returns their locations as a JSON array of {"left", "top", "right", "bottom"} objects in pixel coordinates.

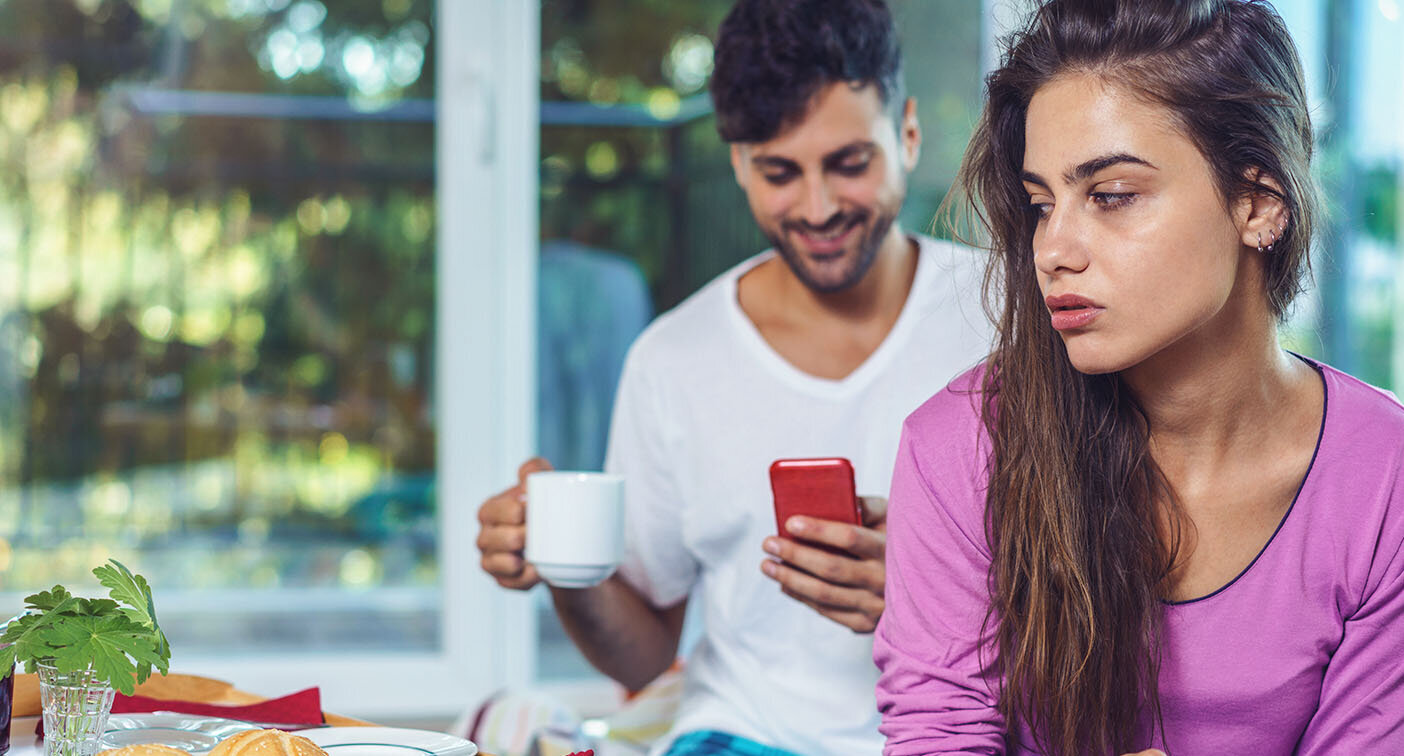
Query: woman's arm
[
  {"left": 875, "top": 413, "right": 1006, "bottom": 755},
  {"left": 1294, "top": 496, "right": 1404, "bottom": 752}
]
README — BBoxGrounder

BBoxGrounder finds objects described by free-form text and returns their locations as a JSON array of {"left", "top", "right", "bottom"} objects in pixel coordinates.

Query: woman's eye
[
  {"left": 1091, "top": 192, "right": 1137, "bottom": 210},
  {"left": 835, "top": 162, "right": 869, "bottom": 176},
  {"left": 763, "top": 172, "right": 796, "bottom": 186},
  {"left": 1028, "top": 202, "right": 1052, "bottom": 219}
]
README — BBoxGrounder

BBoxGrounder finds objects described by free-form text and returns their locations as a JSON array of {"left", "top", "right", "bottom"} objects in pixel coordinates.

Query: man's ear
[
  {"left": 899, "top": 97, "right": 921, "bottom": 172},
  {"left": 1236, "top": 169, "right": 1291, "bottom": 251},
  {"left": 730, "top": 143, "right": 749, "bottom": 189}
]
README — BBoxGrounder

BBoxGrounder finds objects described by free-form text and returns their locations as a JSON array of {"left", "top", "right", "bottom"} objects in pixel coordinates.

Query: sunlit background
[
  {"left": 0, "top": 0, "right": 1398, "bottom": 717},
  {"left": 0, "top": 0, "right": 437, "bottom": 656}
]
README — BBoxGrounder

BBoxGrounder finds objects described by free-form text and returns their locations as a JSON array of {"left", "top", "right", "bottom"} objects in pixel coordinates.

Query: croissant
[
  {"left": 208, "top": 729, "right": 329, "bottom": 756},
  {"left": 98, "top": 746, "right": 193, "bottom": 756}
]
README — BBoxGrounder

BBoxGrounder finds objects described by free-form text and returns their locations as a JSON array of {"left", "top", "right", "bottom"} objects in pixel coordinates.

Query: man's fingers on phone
[
  {"left": 763, "top": 558, "right": 883, "bottom": 616},
  {"left": 784, "top": 518, "right": 886, "bottom": 562},
  {"left": 766, "top": 536, "right": 876, "bottom": 589},
  {"left": 858, "top": 496, "right": 888, "bottom": 528},
  {"left": 779, "top": 586, "right": 880, "bottom": 634}
]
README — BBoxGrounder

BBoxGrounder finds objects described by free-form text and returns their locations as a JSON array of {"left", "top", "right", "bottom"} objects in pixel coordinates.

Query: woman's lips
[
  {"left": 1045, "top": 293, "right": 1104, "bottom": 331},
  {"left": 1050, "top": 307, "right": 1103, "bottom": 330}
]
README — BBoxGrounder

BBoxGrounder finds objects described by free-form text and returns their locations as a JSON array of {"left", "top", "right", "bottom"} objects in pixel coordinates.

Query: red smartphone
[{"left": 769, "top": 458, "right": 862, "bottom": 550}]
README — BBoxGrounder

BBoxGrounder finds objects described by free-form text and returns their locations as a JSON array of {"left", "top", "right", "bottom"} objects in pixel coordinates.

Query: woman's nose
[{"left": 1033, "top": 206, "right": 1090, "bottom": 276}]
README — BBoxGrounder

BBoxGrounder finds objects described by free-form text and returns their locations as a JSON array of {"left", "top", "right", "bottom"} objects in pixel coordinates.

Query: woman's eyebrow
[
  {"left": 1062, "top": 152, "right": 1157, "bottom": 184},
  {"left": 1022, "top": 153, "right": 1158, "bottom": 189}
]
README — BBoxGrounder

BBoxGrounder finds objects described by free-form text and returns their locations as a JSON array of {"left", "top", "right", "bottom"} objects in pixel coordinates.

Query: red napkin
[{"left": 37, "top": 687, "right": 324, "bottom": 737}]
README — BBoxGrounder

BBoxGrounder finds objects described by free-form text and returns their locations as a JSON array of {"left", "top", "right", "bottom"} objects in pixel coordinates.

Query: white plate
[
  {"left": 99, "top": 712, "right": 261, "bottom": 753},
  {"left": 302, "top": 726, "right": 478, "bottom": 756}
]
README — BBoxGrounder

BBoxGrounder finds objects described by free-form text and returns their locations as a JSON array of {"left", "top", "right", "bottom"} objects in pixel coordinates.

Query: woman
[{"left": 875, "top": 1, "right": 1404, "bottom": 754}]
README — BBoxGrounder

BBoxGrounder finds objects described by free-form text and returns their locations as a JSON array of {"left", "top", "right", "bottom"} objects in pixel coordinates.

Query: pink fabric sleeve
[
  {"left": 1295, "top": 463, "right": 1404, "bottom": 752},
  {"left": 875, "top": 412, "right": 1007, "bottom": 755}
]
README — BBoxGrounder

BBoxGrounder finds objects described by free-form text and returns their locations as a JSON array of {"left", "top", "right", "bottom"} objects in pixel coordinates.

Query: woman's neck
[{"left": 1121, "top": 305, "right": 1314, "bottom": 485}]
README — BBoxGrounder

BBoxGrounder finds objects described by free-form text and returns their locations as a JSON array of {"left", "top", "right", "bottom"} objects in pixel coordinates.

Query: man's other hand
[
  {"left": 477, "top": 457, "right": 553, "bottom": 590},
  {"left": 760, "top": 495, "right": 887, "bottom": 632}
]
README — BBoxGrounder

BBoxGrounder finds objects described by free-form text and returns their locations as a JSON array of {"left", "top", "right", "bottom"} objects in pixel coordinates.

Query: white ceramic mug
[{"left": 525, "top": 471, "right": 625, "bottom": 588}]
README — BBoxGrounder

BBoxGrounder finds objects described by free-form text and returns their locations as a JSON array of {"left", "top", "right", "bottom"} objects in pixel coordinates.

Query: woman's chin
[{"left": 1062, "top": 344, "right": 1131, "bottom": 376}]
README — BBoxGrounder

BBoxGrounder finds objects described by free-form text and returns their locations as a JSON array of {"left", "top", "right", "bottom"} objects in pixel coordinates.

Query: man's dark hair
[{"left": 709, "top": 0, "right": 905, "bottom": 143}]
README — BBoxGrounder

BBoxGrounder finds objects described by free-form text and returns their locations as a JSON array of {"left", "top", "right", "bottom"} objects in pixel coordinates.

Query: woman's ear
[{"left": 1236, "top": 169, "right": 1291, "bottom": 251}]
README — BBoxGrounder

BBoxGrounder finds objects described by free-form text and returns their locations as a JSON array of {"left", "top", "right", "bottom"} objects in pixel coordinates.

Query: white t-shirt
[{"left": 606, "top": 236, "right": 992, "bottom": 755}]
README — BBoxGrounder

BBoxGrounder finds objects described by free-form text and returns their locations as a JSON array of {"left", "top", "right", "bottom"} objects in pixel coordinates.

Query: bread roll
[
  {"left": 208, "top": 729, "right": 328, "bottom": 756},
  {"left": 98, "top": 745, "right": 193, "bottom": 756}
]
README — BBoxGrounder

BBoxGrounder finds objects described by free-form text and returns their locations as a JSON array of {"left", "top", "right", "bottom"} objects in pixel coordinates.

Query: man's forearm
[{"left": 549, "top": 575, "right": 684, "bottom": 691}]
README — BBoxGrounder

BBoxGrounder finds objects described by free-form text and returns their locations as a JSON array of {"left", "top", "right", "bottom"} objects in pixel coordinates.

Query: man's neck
[{"left": 736, "top": 225, "right": 919, "bottom": 381}]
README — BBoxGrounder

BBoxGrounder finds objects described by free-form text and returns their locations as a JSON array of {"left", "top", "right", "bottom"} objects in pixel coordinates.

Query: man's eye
[
  {"left": 763, "top": 172, "right": 796, "bottom": 185},
  {"left": 834, "top": 162, "right": 869, "bottom": 176}
]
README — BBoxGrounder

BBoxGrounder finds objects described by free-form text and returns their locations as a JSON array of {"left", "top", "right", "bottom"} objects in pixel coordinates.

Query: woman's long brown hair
[{"left": 947, "top": 1, "right": 1320, "bottom": 753}]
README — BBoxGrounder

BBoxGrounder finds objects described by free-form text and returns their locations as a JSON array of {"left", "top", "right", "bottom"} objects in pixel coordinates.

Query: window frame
[{"left": 172, "top": 0, "right": 541, "bottom": 718}]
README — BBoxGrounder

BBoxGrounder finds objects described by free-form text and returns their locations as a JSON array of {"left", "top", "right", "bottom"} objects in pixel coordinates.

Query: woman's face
[{"left": 1021, "top": 73, "right": 1255, "bottom": 375}]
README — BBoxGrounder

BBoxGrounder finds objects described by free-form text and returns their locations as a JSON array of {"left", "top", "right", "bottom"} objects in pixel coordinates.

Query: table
[{"left": 5, "top": 672, "right": 370, "bottom": 755}]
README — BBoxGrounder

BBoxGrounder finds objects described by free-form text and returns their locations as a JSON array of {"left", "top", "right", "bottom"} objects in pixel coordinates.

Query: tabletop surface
[{"left": 5, "top": 671, "right": 375, "bottom": 755}]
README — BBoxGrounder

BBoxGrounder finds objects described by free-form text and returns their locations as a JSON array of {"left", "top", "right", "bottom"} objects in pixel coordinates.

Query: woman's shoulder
[
  {"left": 901, "top": 364, "right": 991, "bottom": 483},
  {"left": 1304, "top": 360, "right": 1404, "bottom": 519},
  {"left": 905, "top": 363, "right": 987, "bottom": 430},
  {"left": 1318, "top": 362, "right": 1404, "bottom": 436}
]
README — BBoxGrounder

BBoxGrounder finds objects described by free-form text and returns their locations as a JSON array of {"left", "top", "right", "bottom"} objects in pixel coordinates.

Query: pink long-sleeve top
[{"left": 875, "top": 360, "right": 1404, "bottom": 754}]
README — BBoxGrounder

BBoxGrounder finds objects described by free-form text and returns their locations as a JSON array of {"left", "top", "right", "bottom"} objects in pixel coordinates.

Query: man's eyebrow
[
  {"left": 751, "top": 154, "right": 799, "bottom": 171},
  {"left": 749, "top": 142, "right": 878, "bottom": 172},
  {"left": 1021, "top": 153, "right": 1158, "bottom": 189},
  {"left": 821, "top": 142, "right": 877, "bottom": 168}
]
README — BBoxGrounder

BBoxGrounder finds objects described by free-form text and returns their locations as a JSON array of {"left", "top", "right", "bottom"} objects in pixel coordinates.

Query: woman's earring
[
  {"left": 1267, "top": 229, "right": 1278, "bottom": 252},
  {"left": 1257, "top": 232, "right": 1264, "bottom": 254}
]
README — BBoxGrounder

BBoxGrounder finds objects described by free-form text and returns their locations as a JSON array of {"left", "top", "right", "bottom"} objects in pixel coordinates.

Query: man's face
[{"left": 731, "top": 82, "right": 920, "bottom": 294}]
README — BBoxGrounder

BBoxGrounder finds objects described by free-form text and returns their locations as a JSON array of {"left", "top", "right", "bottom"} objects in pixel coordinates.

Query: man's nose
[{"left": 799, "top": 178, "right": 839, "bottom": 227}]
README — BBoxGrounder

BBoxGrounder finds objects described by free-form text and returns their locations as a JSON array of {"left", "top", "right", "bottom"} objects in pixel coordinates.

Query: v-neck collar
[{"left": 722, "top": 236, "right": 932, "bottom": 401}]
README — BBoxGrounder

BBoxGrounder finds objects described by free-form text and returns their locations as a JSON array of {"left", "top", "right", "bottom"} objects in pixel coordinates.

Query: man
[{"left": 476, "top": 1, "right": 989, "bottom": 753}]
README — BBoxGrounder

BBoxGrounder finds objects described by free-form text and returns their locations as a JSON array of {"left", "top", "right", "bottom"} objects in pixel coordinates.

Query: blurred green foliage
[{"left": 0, "top": 0, "right": 437, "bottom": 599}]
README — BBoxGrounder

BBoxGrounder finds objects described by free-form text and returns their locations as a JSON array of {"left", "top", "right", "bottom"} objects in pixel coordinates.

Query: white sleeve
[{"left": 604, "top": 342, "right": 697, "bottom": 608}]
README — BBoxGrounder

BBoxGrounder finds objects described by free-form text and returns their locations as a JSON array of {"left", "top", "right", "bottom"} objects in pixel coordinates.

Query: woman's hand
[{"left": 1119, "top": 750, "right": 1167, "bottom": 756}]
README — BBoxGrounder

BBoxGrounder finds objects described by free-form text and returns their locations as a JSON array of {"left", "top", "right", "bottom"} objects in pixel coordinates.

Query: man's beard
[{"left": 765, "top": 207, "right": 898, "bottom": 294}]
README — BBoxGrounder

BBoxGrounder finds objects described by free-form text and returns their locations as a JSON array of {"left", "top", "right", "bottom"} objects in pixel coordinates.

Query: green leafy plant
[{"left": 0, "top": 560, "right": 171, "bottom": 695}]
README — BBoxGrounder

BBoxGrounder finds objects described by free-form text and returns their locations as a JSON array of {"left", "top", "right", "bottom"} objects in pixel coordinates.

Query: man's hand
[
  {"left": 477, "top": 457, "right": 553, "bottom": 590},
  {"left": 760, "top": 495, "right": 887, "bottom": 632},
  {"left": 1120, "top": 751, "right": 1166, "bottom": 756}
]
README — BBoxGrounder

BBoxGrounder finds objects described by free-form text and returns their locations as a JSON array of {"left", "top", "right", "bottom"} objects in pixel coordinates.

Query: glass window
[
  {"left": 0, "top": 0, "right": 438, "bottom": 656},
  {"left": 1276, "top": 0, "right": 1403, "bottom": 393}
]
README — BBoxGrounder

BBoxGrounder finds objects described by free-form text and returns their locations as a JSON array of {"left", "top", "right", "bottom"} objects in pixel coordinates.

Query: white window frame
[{"left": 176, "top": 0, "right": 541, "bottom": 718}]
